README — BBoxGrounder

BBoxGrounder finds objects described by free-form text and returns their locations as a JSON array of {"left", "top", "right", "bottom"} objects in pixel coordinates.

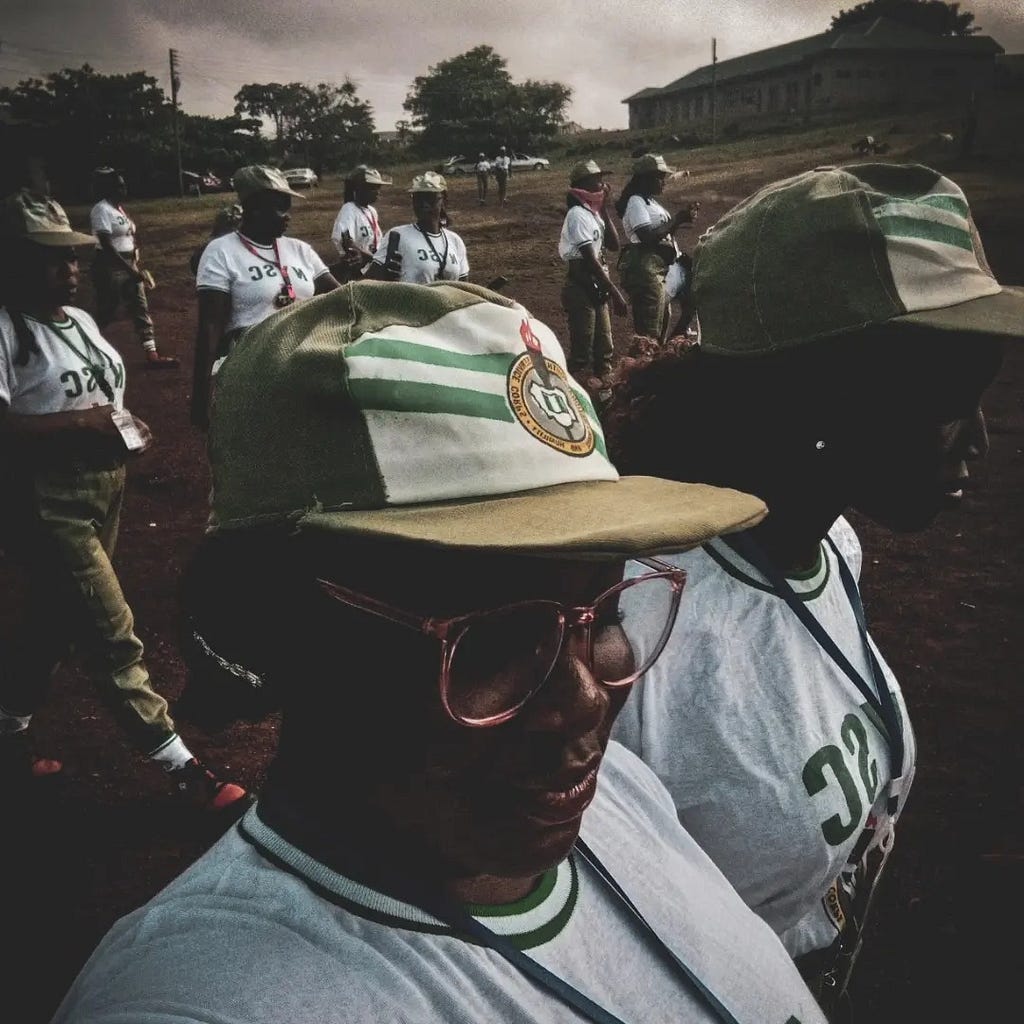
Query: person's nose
[{"left": 521, "top": 621, "right": 608, "bottom": 736}]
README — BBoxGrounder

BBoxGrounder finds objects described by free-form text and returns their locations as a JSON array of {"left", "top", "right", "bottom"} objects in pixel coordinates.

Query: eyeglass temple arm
[{"left": 315, "top": 578, "right": 430, "bottom": 633}]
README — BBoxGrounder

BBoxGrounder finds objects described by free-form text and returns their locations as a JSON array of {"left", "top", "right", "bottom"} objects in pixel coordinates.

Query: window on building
[
  {"left": 856, "top": 68, "right": 873, "bottom": 79},
  {"left": 813, "top": 72, "right": 822, "bottom": 87},
  {"left": 695, "top": 94, "right": 704, "bottom": 117},
  {"left": 836, "top": 69, "right": 851, "bottom": 79}
]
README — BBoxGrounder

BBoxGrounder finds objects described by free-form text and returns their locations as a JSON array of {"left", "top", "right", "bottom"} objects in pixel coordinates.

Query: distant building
[
  {"left": 624, "top": 17, "right": 1004, "bottom": 130},
  {"left": 375, "top": 129, "right": 416, "bottom": 147},
  {"left": 559, "top": 121, "right": 586, "bottom": 135}
]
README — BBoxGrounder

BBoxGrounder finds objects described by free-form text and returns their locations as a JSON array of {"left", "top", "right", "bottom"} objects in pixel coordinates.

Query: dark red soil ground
[{"left": 2, "top": 138, "right": 1021, "bottom": 1022}]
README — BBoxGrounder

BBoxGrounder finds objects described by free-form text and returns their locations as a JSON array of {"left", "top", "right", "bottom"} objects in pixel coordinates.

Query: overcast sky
[{"left": 2, "top": 0, "right": 1022, "bottom": 132}]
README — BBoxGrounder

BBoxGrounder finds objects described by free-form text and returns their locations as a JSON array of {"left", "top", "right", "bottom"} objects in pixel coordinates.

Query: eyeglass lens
[{"left": 445, "top": 574, "right": 678, "bottom": 723}]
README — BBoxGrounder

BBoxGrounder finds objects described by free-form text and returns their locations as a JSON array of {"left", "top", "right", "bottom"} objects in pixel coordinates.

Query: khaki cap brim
[
  {"left": 29, "top": 229, "right": 97, "bottom": 247},
  {"left": 295, "top": 476, "right": 768, "bottom": 559},
  {"left": 892, "top": 285, "right": 1024, "bottom": 341}
]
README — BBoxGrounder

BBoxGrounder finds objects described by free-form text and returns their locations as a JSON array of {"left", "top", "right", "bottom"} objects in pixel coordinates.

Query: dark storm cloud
[{"left": 2, "top": 0, "right": 1021, "bottom": 129}]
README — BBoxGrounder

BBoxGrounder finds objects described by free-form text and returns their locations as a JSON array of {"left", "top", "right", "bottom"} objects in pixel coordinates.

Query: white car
[
  {"left": 508, "top": 152, "right": 550, "bottom": 171},
  {"left": 283, "top": 167, "right": 319, "bottom": 189}
]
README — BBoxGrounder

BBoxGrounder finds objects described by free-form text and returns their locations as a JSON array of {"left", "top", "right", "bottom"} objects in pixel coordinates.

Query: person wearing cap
[
  {"left": 603, "top": 163, "right": 1017, "bottom": 1018},
  {"left": 51, "top": 280, "right": 829, "bottom": 1024},
  {"left": 558, "top": 159, "right": 628, "bottom": 385},
  {"left": 89, "top": 168, "right": 179, "bottom": 369},
  {"left": 0, "top": 189, "right": 248, "bottom": 810},
  {"left": 330, "top": 165, "right": 391, "bottom": 282},
  {"left": 188, "top": 203, "right": 243, "bottom": 277},
  {"left": 493, "top": 145, "right": 512, "bottom": 205},
  {"left": 191, "top": 165, "right": 340, "bottom": 429},
  {"left": 365, "top": 172, "right": 469, "bottom": 285},
  {"left": 613, "top": 154, "right": 700, "bottom": 340},
  {"left": 474, "top": 152, "right": 490, "bottom": 204}
]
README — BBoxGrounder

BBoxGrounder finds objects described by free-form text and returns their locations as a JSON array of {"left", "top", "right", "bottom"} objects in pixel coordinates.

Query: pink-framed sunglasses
[{"left": 316, "top": 557, "right": 686, "bottom": 727}]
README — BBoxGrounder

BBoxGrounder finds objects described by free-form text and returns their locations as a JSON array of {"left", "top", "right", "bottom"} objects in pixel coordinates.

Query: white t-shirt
[
  {"left": 52, "top": 742, "right": 824, "bottom": 1024},
  {"left": 476, "top": 159, "right": 490, "bottom": 173},
  {"left": 558, "top": 206, "right": 605, "bottom": 263},
  {"left": 665, "top": 259, "right": 688, "bottom": 302},
  {"left": 0, "top": 308, "right": 125, "bottom": 415},
  {"left": 90, "top": 200, "right": 136, "bottom": 253},
  {"left": 196, "top": 232, "right": 330, "bottom": 334},
  {"left": 330, "top": 202, "right": 382, "bottom": 256},
  {"left": 371, "top": 224, "right": 469, "bottom": 284},
  {"left": 622, "top": 195, "right": 678, "bottom": 255},
  {"left": 494, "top": 154, "right": 511, "bottom": 173},
  {"left": 613, "top": 518, "right": 916, "bottom": 958}
]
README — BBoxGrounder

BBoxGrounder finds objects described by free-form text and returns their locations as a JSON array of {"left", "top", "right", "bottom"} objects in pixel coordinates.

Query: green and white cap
[
  {"left": 409, "top": 171, "right": 447, "bottom": 194},
  {"left": 233, "top": 165, "right": 305, "bottom": 201},
  {"left": 208, "top": 281, "right": 765, "bottom": 557},
  {"left": 0, "top": 189, "right": 96, "bottom": 247},
  {"left": 570, "top": 159, "right": 607, "bottom": 185},
  {"left": 694, "top": 163, "right": 1023, "bottom": 356}
]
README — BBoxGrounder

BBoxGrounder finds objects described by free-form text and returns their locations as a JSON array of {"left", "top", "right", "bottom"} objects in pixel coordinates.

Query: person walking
[
  {"left": 474, "top": 152, "right": 490, "bottom": 204},
  {"left": 558, "top": 159, "right": 627, "bottom": 384},
  {"left": 52, "top": 280, "right": 827, "bottom": 1024},
  {"left": 493, "top": 146, "right": 512, "bottom": 205},
  {"left": 614, "top": 154, "right": 699, "bottom": 340},
  {"left": 366, "top": 172, "right": 469, "bottom": 284},
  {"left": 603, "top": 163, "right": 1018, "bottom": 1020},
  {"left": 191, "top": 165, "right": 340, "bottom": 428},
  {"left": 0, "top": 189, "right": 247, "bottom": 810},
  {"left": 330, "top": 165, "right": 391, "bottom": 282},
  {"left": 88, "top": 168, "right": 178, "bottom": 369}
]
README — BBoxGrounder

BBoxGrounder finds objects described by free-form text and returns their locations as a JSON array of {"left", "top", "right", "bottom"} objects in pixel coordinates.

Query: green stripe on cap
[
  {"left": 876, "top": 214, "right": 974, "bottom": 252},
  {"left": 347, "top": 336, "right": 513, "bottom": 375},
  {"left": 348, "top": 377, "right": 515, "bottom": 422}
]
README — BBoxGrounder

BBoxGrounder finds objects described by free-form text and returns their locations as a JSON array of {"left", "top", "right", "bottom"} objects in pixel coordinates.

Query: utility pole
[
  {"left": 169, "top": 49, "right": 183, "bottom": 198},
  {"left": 710, "top": 37, "right": 718, "bottom": 145}
]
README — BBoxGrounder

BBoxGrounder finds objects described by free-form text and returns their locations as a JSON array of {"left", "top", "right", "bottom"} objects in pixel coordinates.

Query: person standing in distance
[
  {"left": 493, "top": 146, "right": 512, "bottom": 206},
  {"left": 0, "top": 190, "right": 247, "bottom": 810},
  {"left": 604, "top": 163, "right": 1017, "bottom": 1019},
  {"left": 614, "top": 154, "right": 699, "bottom": 340},
  {"left": 191, "top": 165, "right": 340, "bottom": 428},
  {"left": 558, "top": 159, "right": 627, "bottom": 385},
  {"left": 474, "top": 152, "right": 490, "bottom": 204},
  {"left": 365, "top": 172, "right": 469, "bottom": 284},
  {"left": 330, "top": 166, "right": 391, "bottom": 282},
  {"left": 89, "top": 168, "right": 178, "bottom": 369}
]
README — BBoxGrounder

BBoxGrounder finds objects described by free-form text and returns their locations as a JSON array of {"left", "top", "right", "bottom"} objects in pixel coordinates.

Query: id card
[{"left": 111, "top": 408, "right": 153, "bottom": 453}]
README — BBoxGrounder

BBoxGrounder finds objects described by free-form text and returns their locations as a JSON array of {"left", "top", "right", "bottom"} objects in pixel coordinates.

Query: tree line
[{"left": 0, "top": 46, "right": 572, "bottom": 200}]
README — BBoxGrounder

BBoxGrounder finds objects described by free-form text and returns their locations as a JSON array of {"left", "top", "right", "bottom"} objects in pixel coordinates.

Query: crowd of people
[{"left": 1, "top": 149, "right": 1019, "bottom": 1024}]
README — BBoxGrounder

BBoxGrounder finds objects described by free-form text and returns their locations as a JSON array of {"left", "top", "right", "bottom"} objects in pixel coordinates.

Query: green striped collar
[
  {"left": 703, "top": 535, "right": 830, "bottom": 601},
  {"left": 23, "top": 312, "right": 74, "bottom": 329},
  {"left": 238, "top": 805, "right": 579, "bottom": 950}
]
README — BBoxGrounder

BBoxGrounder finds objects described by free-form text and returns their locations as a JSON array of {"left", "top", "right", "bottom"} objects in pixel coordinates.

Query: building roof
[{"left": 624, "top": 17, "right": 1004, "bottom": 103}]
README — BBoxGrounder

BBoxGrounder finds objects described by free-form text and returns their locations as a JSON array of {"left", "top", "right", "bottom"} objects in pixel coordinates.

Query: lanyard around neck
[
  {"left": 361, "top": 206, "right": 380, "bottom": 249},
  {"left": 236, "top": 233, "right": 295, "bottom": 298},
  {"left": 415, "top": 225, "right": 450, "bottom": 278},
  {"left": 726, "top": 532, "right": 906, "bottom": 814},
  {"left": 39, "top": 314, "right": 116, "bottom": 403}
]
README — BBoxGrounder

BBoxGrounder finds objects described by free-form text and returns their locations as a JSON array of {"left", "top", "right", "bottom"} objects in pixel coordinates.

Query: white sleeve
[
  {"left": 624, "top": 195, "right": 652, "bottom": 234},
  {"left": 195, "top": 241, "right": 232, "bottom": 294},
  {"left": 330, "top": 207, "right": 347, "bottom": 253},
  {"left": 302, "top": 241, "right": 330, "bottom": 280},
  {"left": 452, "top": 233, "right": 469, "bottom": 279},
  {"left": 0, "top": 314, "right": 15, "bottom": 408},
  {"left": 829, "top": 516, "right": 863, "bottom": 582},
  {"left": 562, "top": 208, "right": 598, "bottom": 256},
  {"left": 664, "top": 261, "right": 686, "bottom": 302},
  {"left": 90, "top": 203, "right": 112, "bottom": 236}
]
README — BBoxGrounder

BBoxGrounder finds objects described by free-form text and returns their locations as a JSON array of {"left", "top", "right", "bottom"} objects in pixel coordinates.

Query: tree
[
  {"left": 234, "top": 80, "right": 374, "bottom": 171},
  {"left": 403, "top": 45, "right": 571, "bottom": 155},
  {"left": 830, "top": 0, "right": 980, "bottom": 36},
  {"left": 0, "top": 65, "right": 174, "bottom": 198}
]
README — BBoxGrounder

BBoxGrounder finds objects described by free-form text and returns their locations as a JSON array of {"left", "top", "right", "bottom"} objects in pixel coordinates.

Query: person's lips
[{"left": 513, "top": 759, "right": 602, "bottom": 826}]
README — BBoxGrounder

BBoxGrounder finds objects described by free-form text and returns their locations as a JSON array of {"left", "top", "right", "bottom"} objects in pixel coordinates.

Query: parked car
[
  {"left": 438, "top": 155, "right": 474, "bottom": 175},
  {"left": 508, "top": 152, "right": 550, "bottom": 171},
  {"left": 283, "top": 167, "right": 319, "bottom": 189},
  {"left": 182, "top": 170, "right": 227, "bottom": 196}
]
